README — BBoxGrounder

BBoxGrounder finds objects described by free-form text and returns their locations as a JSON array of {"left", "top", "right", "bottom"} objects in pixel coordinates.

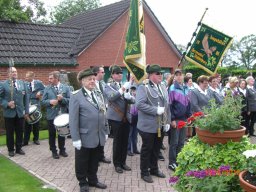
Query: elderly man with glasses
[{"left": 136, "top": 64, "right": 171, "bottom": 183}]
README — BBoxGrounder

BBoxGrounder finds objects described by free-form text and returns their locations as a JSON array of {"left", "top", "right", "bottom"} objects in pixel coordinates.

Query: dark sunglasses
[
  {"left": 114, "top": 72, "right": 123, "bottom": 75},
  {"left": 155, "top": 72, "right": 163, "bottom": 75}
]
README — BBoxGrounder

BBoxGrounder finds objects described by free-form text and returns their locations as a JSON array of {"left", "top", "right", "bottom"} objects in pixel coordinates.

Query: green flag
[
  {"left": 123, "top": 0, "right": 146, "bottom": 83},
  {"left": 185, "top": 23, "right": 233, "bottom": 74}
]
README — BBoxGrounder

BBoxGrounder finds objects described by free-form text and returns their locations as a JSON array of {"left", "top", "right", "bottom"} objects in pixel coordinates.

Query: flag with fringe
[
  {"left": 185, "top": 23, "right": 233, "bottom": 74},
  {"left": 123, "top": 0, "right": 146, "bottom": 83}
]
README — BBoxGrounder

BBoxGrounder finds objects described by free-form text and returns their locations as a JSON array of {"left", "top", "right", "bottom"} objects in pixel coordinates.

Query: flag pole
[{"left": 178, "top": 8, "right": 208, "bottom": 67}]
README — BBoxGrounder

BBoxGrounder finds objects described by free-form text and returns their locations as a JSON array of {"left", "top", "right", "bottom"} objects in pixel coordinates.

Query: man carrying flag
[{"left": 123, "top": 0, "right": 146, "bottom": 83}]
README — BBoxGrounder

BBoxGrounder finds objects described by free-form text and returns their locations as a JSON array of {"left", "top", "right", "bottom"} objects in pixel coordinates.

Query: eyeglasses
[
  {"left": 114, "top": 72, "right": 123, "bottom": 75},
  {"left": 155, "top": 72, "right": 163, "bottom": 75}
]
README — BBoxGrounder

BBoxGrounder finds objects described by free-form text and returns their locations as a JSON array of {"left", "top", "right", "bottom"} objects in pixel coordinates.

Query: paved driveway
[{"left": 0, "top": 136, "right": 176, "bottom": 192}]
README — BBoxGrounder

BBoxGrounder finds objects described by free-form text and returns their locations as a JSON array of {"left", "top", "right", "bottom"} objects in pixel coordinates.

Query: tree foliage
[
  {"left": 223, "top": 34, "right": 256, "bottom": 69},
  {"left": 50, "top": 0, "right": 101, "bottom": 24},
  {"left": 0, "top": 0, "right": 47, "bottom": 23}
]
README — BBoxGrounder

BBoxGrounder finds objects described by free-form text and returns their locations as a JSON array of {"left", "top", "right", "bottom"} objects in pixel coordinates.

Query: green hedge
[{"left": 183, "top": 64, "right": 256, "bottom": 82}]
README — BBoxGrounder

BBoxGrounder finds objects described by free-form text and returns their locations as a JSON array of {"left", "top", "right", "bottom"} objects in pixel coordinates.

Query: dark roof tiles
[
  {"left": 62, "top": 0, "right": 130, "bottom": 55},
  {"left": 0, "top": 21, "right": 81, "bottom": 65}
]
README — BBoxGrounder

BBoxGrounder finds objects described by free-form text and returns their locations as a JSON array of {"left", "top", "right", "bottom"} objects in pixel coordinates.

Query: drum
[
  {"left": 26, "top": 105, "right": 42, "bottom": 124},
  {"left": 53, "top": 113, "right": 70, "bottom": 137}
]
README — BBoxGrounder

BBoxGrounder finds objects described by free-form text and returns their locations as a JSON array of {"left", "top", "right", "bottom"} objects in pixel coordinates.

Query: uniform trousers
[
  {"left": 248, "top": 112, "right": 256, "bottom": 135},
  {"left": 98, "top": 146, "right": 105, "bottom": 160},
  {"left": 108, "top": 119, "right": 130, "bottom": 167},
  {"left": 24, "top": 121, "right": 39, "bottom": 144},
  {"left": 5, "top": 115, "right": 24, "bottom": 152},
  {"left": 47, "top": 120, "right": 65, "bottom": 153},
  {"left": 75, "top": 145, "right": 100, "bottom": 187},
  {"left": 138, "top": 130, "right": 161, "bottom": 176}
]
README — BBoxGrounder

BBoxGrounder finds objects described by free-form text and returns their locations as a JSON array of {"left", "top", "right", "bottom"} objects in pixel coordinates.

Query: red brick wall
[
  {"left": 77, "top": 9, "right": 180, "bottom": 71},
  {"left": 0, "top": 9, "right": 180, "bottom": 83},
  {"left": 0, "top": 66, "right": 79, "bottom": 85}
]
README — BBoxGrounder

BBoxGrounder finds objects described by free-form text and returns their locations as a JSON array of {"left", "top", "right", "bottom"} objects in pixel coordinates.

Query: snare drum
[
  {"left": 26, "top": 105, "right": 42, "bottom": 124},
  {"left": 53, "top": 113, "right": 70, "bottom": 137}
]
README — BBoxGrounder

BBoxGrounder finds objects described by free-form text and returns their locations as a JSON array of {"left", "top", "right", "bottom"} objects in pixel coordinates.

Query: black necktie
[
  {"left": 157, "top": 84, "right": 163, "bottom": 97},
  {"left": 29, "top": 82, "right": 32, "bottom": 92},
  {"left": 55, "top": 86, "right": 58, "bottom": 94},
  {"left": 13, "top": 80, "right": 17, "bottom": 90},
  {"left": 91, "top": 92, "right": 98, "bottom": 107},
  {"left": 99, "top": 81, "right": 103, "bottom": 93}
]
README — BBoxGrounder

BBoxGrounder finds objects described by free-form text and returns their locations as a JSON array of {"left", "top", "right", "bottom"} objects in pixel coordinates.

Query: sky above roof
[{"left": 26, "top": 0, "right": 256, "bottom": 46}]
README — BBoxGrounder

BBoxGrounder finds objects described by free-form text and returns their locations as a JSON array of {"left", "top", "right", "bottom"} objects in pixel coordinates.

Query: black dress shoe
[
  {"left": 127, "top": 151, "right": 134, "bottom": 156},
  {"left": 80, "top": 185, "right": 89, "bottom": 192},
  {"left": 22, "top": 142, "right": 28, "bottom": 146},
  {"left": 150, "top": 170, "right": 166, "bottom": 178},
  {"left": 158, "top": 153, "right": 165, "bottom": 161},
  {"left": 59, "top": 151, "right": 68, "bottom": 157},
  {"left": 115, "top": 166, "right": 123, "bottom": 173},
  {"left": 121, "top": 164, "right": 131, "bottom": 171},
  {"left": 34, "top": 140, "right": 40, "bottom": 145},
  {"left": 161, "top": 144, "right": 166, "bottom": 150},
  {"left": 52, "top": 152, "right": 59, "bottom": 159},
  {"left": 89, "top": 182, "right": 107, "bottom": 189},
  {"left": 250, "top": 134, "right": 256, "bottom": 137},
  {"left": 141, "top": 175, "right": 153, "bottom": 183},
  {"left": 100, "top": 157, "right": 111, "bottom": 164},
  {"left": 8, "top": 151, "right": 15, "bottom": 157},
  {"left": 16, "top": 149, "right": 25, "bottom": 155},
  {"left": 134, "top": 150, "right": 140, "bottom": 154}
]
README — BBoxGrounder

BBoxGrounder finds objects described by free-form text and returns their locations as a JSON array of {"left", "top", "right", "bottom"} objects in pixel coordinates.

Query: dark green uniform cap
[
  {"left": 78, "top": 68, "right": 97, "bottom": 81},
  {"left": 146, "top": 64, "right": 164, "bottom": 74},
  {"left": 109, "top": 65, "right": 122, "bottom": 74}
]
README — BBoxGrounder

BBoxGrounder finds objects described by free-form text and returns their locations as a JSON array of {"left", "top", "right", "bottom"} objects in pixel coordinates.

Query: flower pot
[
  {"left": 195, "top": 126, "right": 246, "bottom": 146},
  {"left": 239, "top": 170, "right": 256, "bottom": 192}
]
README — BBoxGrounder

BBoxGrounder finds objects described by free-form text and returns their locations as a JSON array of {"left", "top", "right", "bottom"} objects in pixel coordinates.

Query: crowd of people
[{"left": 0, "top": 65, "right": 256, "bottom": 192}]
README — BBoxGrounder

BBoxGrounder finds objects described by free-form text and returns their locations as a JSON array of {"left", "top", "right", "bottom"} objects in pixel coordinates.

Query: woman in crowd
[
  {"left": 237, "top": 79, "right": 249, "bottom": 135},
  {"left": 222, "top": 76, "right": 240, "bottom": 97},
  {"left": 208, "top": 75, "right": 224, "bottom": 105},
  {"left": 190, "top": 75, "right": 212, "bottom": 136},
  {"left": 184, "top": 76, "right": 195, "bottom": 90},
  {"left": 246, "top": 76, "right": 256, "bottom": 137}
]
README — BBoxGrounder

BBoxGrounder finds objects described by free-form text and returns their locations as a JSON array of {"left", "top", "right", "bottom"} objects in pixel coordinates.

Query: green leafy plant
[
  {"left": 194, "top": 95, "right": 243, "bottom": 133},
  {"left": 243, "top": 150, "right": 256, "bottom": 174},
  {"left": 170, "top": 136, "right": 256, "bottom": 192}
]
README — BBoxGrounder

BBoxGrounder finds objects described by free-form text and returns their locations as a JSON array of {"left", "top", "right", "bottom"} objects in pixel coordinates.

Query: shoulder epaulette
[
  {"left": 142, "top": 79, "right": 149, "bottom": 85},
  {"left": 72, "top": 90, "right": 80, "bottom": 95}
]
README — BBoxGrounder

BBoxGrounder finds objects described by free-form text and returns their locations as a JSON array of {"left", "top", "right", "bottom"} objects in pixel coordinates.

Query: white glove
[
  {"left": 157, "top": 107, "right": 165, "bottom": 115},
  {"left": 124, "top": 92, "right": 131, "bottom": 100},
  {"left": 118, "top": 88, "right": 124, "bottom": 95},
  {"left": 73, "top": 140, "right": 82, "bottom": 150},
  {"left": 123, "top": 82, "right": 131, "bottom": 89},
  {"left": 163, "top": 124, "right": 170, "bottom": 132},
  {"left": 105, "top": 135, "right": 108, "bottom": 140}
]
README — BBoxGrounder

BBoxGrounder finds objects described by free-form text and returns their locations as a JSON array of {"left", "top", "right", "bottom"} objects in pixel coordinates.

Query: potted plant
[
  {"left": 239, "top": 150, "right": 256, "bottom": 191},
  {"left": 169, "top": 137, "right": 256, "bottom": 192},
  {"left": 193, "top": 95, "right": 246, "bottom": 145}
]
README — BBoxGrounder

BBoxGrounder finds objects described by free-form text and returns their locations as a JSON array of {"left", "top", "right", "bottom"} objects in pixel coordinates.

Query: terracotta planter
[
  {"left": 239, "top": 170, "right": 256, "bottom": 192},
  {"left": 195, "top": 126, "right": 246, "bottom": 146}
]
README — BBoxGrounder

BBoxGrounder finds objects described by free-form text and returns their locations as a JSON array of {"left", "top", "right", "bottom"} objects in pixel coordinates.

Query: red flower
[
  {"left": 193, "top": 111, "right": 204, "bottom": 117},
  {"left": 187, "top": 116, "right": 195, "bottom": 124},
  {"left": 177, "top": 121, "right": 187, "bottom": 129}
]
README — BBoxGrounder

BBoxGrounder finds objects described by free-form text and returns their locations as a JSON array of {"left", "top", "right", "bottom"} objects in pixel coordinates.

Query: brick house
[{"left": 0, "top": 0, "right": 181, "bottom": 84}]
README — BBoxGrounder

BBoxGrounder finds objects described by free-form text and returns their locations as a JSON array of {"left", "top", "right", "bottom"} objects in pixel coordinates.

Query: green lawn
[
  {"left": 0, "top": 130, "right": 49, "bottom": 146},
  {"left": 0, "top": 155, "right": 56, "bottom": 192}
]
